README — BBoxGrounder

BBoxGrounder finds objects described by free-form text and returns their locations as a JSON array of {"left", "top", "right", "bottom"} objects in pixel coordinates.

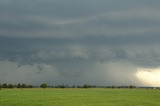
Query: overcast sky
[{"left": 1, "top": 0, "right": 160, "bottom": 86}]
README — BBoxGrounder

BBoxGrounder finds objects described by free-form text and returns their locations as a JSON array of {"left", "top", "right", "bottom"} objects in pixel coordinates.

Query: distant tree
[
  {"left": 2, "top": 83, "right": 8, "bottom": 88},
  {"left": 61, "top": 85, "right": 65, "bottom": 88},
  {"left": 21, "top": 84, "right": 26, "bottom": 88},
  {"left": 8, "top": 84, "right": 14, "bottom": 88},
  {"left": 111, "top": 86, "right": 115, "bottom": 89},
  {"left": 129, "top": 85, "right": 133, "bottom": 89},
  {"left": 0, "top": 84, "right": 1, "bottom": 90},
  {"left": 27, "top": 85, "right": 33, "bottom": 88},
  {"left": 83, "top": 84, "right": 88, "bottom": 88},
  {"left": 40, "top": 83, "right": 47, "bottom": 89},
  {"left": 107, "top": 86, "right": 111, "bottom": 88},
  {"left": 72, "top": 85, "right": 76, "bottom": 88},
  {"left": 129, "top": 85, "right": 136, "bottom": 89},
  {"left": 17, "top": 83, "right": 21, "bottom": 88},
  {"left": 55, "top": 85, "right": 65, "bottom": 88},
  {"left": 83, "top": 84, "right": 91, "bottom": 88}
]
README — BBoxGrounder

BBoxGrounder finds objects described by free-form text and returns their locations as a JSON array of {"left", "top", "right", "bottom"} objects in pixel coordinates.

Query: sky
[{"left": 1, "top": 0, "right": 160, "bottom": 86}]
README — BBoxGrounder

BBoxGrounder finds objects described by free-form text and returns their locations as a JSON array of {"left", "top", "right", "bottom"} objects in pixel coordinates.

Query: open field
[{"left": 0, "top": 88, "right": 160, "bottom": 106}]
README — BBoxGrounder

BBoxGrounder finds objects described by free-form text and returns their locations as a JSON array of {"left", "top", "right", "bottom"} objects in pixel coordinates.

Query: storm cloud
[{"left": 1, "top": 0, "right": 160, "bottom": 86}]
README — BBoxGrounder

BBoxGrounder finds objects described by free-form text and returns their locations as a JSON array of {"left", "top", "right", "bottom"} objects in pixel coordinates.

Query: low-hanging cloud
[
  {"left": 0, "top": 60, "right": 59, "bottom": 85},
  {"left": 0, "top": 59, "right": 142, "bottom": 86}
]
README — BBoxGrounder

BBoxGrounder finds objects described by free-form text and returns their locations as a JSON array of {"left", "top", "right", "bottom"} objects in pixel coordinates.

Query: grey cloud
[
  {"left": 1, "top": 0, "right": 160, "bottom": 86},
  {"left": 1, "top": 0, "right": 160, "bottom": 38},
  {"left": 0, "top": 60, "right": 59, "bottom": 85},
  {"left": 1, "top": 39, "right": 160, "bottom": 85},
  {"left": 0, "top": 59, "right": 142, "bottom": 86},
  {"left": 1, "top": 35, "right": 160, "bottom": 66}
]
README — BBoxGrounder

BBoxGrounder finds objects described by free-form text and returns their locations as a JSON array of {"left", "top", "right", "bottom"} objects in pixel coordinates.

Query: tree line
[
  {"left": 0, "top": 83, "right": 33, "bottom": 89},
  {"left": 0, "top": 83, "right": 136, "bottom": 89}
]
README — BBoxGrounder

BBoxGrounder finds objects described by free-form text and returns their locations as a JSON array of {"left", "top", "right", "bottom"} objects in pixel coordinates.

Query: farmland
[{"left": 0, "top": 88, "right": 160, "bottom": 106}]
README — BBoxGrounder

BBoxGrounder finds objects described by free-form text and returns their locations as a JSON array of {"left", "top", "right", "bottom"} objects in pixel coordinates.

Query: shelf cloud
[{"left": 1, "top": 0, "right": 160, "bottom": 86}]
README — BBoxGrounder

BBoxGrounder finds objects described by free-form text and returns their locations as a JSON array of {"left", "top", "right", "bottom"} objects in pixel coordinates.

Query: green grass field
[{"left": 0, "top": 88, "right": 160, "bottom": 106}]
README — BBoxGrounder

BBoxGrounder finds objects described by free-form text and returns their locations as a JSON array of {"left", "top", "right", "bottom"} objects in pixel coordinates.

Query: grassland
[{"left": 0, "top": 88, "right": 160, "bottom": 106}]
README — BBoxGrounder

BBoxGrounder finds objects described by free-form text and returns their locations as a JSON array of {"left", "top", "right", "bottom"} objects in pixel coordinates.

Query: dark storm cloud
[
  {"left": 1, "top": 0, "right": 160, "bottom": 38},
  {"left": 1, "top": 0, "right": 160, "bottom": 86}
]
